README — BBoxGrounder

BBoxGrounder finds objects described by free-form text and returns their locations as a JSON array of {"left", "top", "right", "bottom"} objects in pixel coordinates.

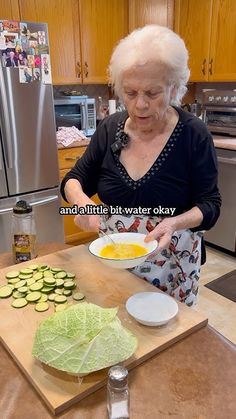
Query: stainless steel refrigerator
[{"left": 0, "top": 21, "right": 64, "bottom": 252}]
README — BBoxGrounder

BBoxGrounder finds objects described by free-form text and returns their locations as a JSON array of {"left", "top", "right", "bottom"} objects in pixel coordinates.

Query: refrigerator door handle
[
  {"left": 0, "top": 68, "right": 14, "bottom": 168},
  {"left": 0, "top": 207, "right": 14, "bottom": 214},
  {"left": 0, "top": 195, "right": 59, "bottom": 215},
  {"left": 29, "top": 195, "right": 59, "bottom": 207}
]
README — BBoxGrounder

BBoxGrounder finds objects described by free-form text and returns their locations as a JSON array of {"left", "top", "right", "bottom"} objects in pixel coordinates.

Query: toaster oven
[
  {"left": 54, "top": 96, "right": 96, "bottom": 136},
  {"left": 202, "top": 90, "right": 236, "bottom": 137}
]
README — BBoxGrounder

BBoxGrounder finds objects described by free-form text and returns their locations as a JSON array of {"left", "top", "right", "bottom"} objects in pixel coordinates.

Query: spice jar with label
[
  {"left": 107, "top": 365, "right": 130, "bottom": 419},
  {"left": 12, "top": 200, "right": 37, "bottom": 263}
]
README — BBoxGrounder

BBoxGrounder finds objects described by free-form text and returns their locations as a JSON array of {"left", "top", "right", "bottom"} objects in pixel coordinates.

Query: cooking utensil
[{"left": 99, "top": 229, "right": 116, "bottom": 245}]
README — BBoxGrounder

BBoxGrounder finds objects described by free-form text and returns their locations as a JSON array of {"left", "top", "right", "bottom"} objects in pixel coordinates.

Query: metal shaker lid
[
  {"left": 13, "top": 200, "right": 32, "bottom": 214},
  {"left": 108, "top": 365, "right": 128, "bottom": 388}
]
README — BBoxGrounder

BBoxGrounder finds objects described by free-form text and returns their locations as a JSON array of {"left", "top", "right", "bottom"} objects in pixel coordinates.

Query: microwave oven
[
  {"left": 54, "top": 96, "right": 96, "bottom": 136},
  {"left": 202, "top": 90, "right": 236, "bottom": 136}
]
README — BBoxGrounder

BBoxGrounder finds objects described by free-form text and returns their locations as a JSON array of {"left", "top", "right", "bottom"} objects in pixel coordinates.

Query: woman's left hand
[{"left": 144, "top": 218, "right": 176, "bottom": 254}]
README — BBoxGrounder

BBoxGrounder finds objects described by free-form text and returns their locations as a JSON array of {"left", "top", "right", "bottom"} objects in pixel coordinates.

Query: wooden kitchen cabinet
[
  {"left": 18, "top": 0, "right": 128, "bottom": 84},
  {"left": 209, "top": 0, "right": 236, "bottom": 81},
  {"left": 58, "top": 147, "right": 99, "bottom": 245},
  {"left": 79, "top": 0, "right": 129, "bottom": 83},
  {"left": 18, "top": 0, "right": 81, "bottom": 85},
  {"left": 175, "top": 0, "right": 236, "bottom": 82},
  {"left": 129, "top": 0, "right": 174, "bottom": 31},
  {"left": 0, "top": 0, "right": 20, "bottom": 19}
]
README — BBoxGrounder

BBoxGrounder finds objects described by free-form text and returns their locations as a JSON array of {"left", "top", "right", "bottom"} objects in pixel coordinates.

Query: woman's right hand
[{"left": 74, "top": 199, "right": 101, "bottom": 232}]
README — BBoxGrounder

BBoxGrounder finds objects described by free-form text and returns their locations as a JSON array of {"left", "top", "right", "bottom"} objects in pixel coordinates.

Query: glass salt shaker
[{"left": 107, "top": 365, "right": 129, "bottom": 419}]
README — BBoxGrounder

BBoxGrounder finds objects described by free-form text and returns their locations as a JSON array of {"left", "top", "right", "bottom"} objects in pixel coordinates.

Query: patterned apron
[{"left": 100, "top": 213, "right": 203, "bottom": 306}]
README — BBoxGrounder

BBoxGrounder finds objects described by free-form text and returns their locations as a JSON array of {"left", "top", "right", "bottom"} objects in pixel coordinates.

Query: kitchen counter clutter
[
  {"left": 57, "top": 139, "right": 90, "bottom": 149},
  {"left": 0, "top": 243, "right": 236, "bottom": 418},
  {"left": 213, "top": 135, "right": 236, "bottom": 150}
]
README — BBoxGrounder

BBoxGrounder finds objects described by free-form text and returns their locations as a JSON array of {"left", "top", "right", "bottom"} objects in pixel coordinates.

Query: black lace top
[{"left": 60, "top": 107, "right": 221, "bottom": 231}]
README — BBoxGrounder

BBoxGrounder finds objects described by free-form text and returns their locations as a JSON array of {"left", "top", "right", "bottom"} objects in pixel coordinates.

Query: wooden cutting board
[{"left": 0, "top": 245, "right": 207, "bottom": 415}]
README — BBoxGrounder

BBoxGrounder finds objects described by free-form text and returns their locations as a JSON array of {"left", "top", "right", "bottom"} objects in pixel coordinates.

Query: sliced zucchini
[
  {"left": 55, "top": 271, "right": 67, "bottom": 279},
  {"left": 73, "top": 292, "right": 85, "bottom": 301},
  {"left": 8, "top": 277, "right": 20, "bottom": 285},
  {"left": 20, "top": 268, "right": 33, "bottom": 275},
  {"left": 66, "top": 272, "right": 76, "bottom": 279},
  {"left": 12, "top": 298, "right": 28, "bottom": 308},
  {"left": 55, "top": 278, "right": 64, "bottom": 288},
  {"left": 18, "top": 286, "right": 28, "bottom": 294},
  {"left": 29, "top": 282, "right": 43, "bottom": 292},
  {"left": 54, "top": 295, "right": 67, "bottom": 304},
  {"left": 13, "top": 290, "right": 26, "bottom": 299},
  {"left": 0, "top": 285, "right": 13, "bottom": 298},
  {"left": 26, "top": 278, "right": 36, "bottom": 286},
  {"left": 33, "top": 272, "right": 43, "bottom": 281},
  {"left": 39, "top": 294, "right": 48, "bottom": 302},
  {"left": 43, "top": 277, "right": 56, "bottom": 287},
  {"left": 43, "top": 271, "right": 53, "bottom": 277},
  {"left": 18, "top": 274, "right": 33, "bottom": 280},
  {"left": 51, "top": 267, "right": 63, "bottom": 273},
  {"left": 48, "top": 293, "right": 56, "bottom": 302},
  {"left": 5, "top": 271, "right": 19, "bottom": 279},
  {"left": 63, "top": 289, "right": 72, "bottom": 297},
  {"left": 28, "top": 264, "right": 39, "bottom": 270},
  {"left": 35, "top": 302, "right": 49, "bottom": 312},
  {"left": 39, "top": 265, "right": 49, "bottom": 271},
  {"left": 14, "top": 280, "right": 27, "bottom": 289},
  {"left": 54, "top": 288, "right": 63, "bottom": 295},
  {"left": 64, "top": 281, "right": 76, "bottom": 290},
  {"left": 26, "top": 291, "right": 41, "bottom": 302}
]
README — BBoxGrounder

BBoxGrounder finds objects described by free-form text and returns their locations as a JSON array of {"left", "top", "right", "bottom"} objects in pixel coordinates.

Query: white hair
[{"left": 109, "top": 25, "right": 190, "bottom": 106}]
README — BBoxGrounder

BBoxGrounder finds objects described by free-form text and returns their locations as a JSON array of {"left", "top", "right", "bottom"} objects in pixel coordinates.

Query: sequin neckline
[{"left": 113, "top": 118, "right": 184, "bottom": 190}]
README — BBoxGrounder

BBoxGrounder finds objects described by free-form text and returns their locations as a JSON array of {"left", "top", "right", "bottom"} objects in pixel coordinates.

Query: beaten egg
[{"left": 99, "top": 243, "right": 147, "bottom": 259}]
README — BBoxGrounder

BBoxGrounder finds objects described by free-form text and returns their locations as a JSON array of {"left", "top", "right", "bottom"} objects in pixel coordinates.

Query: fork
[{"left": 99, "top": 228, "right": 116, "bottom": 245}]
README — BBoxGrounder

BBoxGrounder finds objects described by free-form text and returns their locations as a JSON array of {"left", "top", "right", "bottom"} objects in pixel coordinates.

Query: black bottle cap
[{"left": 13, "top": 200, "right": 32, "bottom": 214}]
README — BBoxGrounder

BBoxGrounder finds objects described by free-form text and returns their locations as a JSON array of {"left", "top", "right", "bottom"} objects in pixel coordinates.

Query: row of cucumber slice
[{"left": 0, "top": 264, "right": 85, "bottom": 312}]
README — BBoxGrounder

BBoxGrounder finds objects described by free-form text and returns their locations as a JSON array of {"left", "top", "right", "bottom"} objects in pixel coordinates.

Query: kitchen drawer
[{"left": 58, "top": 147, "right": 86, "bottom": 170}]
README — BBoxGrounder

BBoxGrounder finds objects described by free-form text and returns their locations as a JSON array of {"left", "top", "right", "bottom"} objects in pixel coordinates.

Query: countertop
[
  {"left": 213, "top": 135, "right": 236, "bottom": 150},
  {"left": 57, "top": 136, "right": 236, "bottom": 151},
  {"left": 0, "top": 243, "right": 236, "bottom": 418}
]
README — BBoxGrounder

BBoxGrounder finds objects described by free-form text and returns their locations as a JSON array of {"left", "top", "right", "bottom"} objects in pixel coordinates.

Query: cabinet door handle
[
  {"left": 201, "top": 58, "right": 206, "bottom": 75},
  {"left": 84, "top": 61, "right": 88, "bottom": 78},
  {"left": 209, "top": 58, "right": 213, "bottom": 75},
  {"left": 65, "top": 156, "right": 81, "bottom": 161},
  {"left": 77, "top": 61, "right": 81, "bottom": 78}
]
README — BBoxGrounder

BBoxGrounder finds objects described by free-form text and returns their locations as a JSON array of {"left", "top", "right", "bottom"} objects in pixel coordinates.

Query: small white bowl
[
  {"left": 88, "top": 232, "right": 158, "bottom": 269},
  {"left": 126, "top": 292, "right": 179, "bottom": 326}
]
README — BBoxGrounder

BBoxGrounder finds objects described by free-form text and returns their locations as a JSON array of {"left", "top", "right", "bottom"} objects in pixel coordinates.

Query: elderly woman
[{"left": 61, "top": 25, "right": 221, "bottom": 306}]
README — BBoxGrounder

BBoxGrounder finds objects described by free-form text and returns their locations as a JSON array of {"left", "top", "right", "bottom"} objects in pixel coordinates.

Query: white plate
[{"left": 126, "top": 292, "right": 178, "bottom": 326}]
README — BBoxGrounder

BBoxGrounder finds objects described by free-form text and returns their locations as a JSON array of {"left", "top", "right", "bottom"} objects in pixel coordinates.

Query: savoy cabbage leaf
[{"left": 32, "top": 303, "right": 137, "bottom": 374}]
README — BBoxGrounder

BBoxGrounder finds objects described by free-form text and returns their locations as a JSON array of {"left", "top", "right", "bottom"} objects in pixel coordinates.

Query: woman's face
[{"left": 121, "top": 62, "right": 174, "bottom": 132}]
